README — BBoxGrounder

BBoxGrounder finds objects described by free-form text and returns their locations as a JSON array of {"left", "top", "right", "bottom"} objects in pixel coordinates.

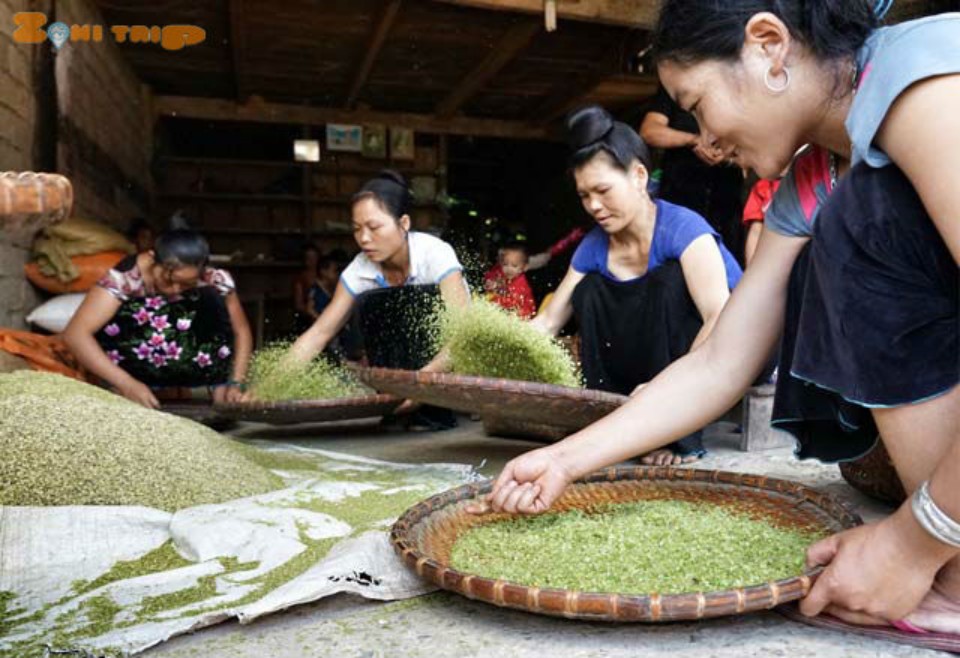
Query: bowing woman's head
[
  {"left": 652, "top": 0, "right": 878, "bottom": 178},
  {"left": 351, "top": 170, "right": 414, "bottom": 264},
  {"left": 566, "top": 105, "right": 653, "bottom": 235},
  {"left": 150, "top": 213, "right": 210, "bottom": 296}
]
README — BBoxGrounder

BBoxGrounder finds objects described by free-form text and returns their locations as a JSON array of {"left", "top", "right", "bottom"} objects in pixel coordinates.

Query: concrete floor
[{"left": 144, "top": 418, "right": 946, "bottom": 658}]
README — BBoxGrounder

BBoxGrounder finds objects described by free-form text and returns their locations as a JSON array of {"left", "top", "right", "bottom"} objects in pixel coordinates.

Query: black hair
[
  {"left": 652, "top": 1, "right": 877, "bottom": 68},
  {"left": 501, "top": 241, "right": 529, "bottom": 261},
  {"left": 153, "top": 212, "right": 209, "bottom": 269},
  {"left": 352, "top": 170, "right": 413, "bottom": 221},
  {"left": 565, "top": 105, "right": 652, "bottom": 172}
]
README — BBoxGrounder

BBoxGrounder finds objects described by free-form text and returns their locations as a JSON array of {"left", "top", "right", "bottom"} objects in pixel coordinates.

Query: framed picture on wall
[
  {"left": 362, "top": 124, "right": 387, "bottom": 159},
  {"left": 390, "top": 127, "right": 415, "bottom": 160},
  {"left": 326, "top": 124, "right": 363, "bottom": 152}
]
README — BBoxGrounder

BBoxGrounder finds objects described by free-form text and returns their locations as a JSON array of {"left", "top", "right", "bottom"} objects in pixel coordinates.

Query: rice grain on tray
[
  {"left": 0, "top": 371, "right": 282, "bottom": 511},
  {"left": 247, "top": 343, "right": 370, "bottom": 402},
  {"left": 451, "top": 500, "right": 825, "bottom": 594},
  {"left": 443, "top": 299, "right": 581, "bottom": 387}
]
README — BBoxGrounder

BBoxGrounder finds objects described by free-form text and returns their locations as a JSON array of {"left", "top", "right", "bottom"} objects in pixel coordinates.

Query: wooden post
[{"left": 544, "top": 0, "right": 557, "bottom": 31}]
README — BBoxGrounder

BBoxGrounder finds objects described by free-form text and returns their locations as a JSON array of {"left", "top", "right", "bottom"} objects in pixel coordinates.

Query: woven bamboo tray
[
  {"left": 839, "top": 441, "right": 906, "bottom": 506},
  {"left": 1, "top": 172, "right": 73, "bottom": 248},
  {"left": 356, "top": 368, "right": 625, "bottom": 433},
  {"left": 482, "top": 417, "right": 568, "bottom": 442},
  {"left": 1, "top": 171, "right": 73, "bottom": 218},
  {"left": 213, "top": 394, "right": 401, "bottom": 425},
  {"left": 161, "top": 400, "right": 225, "bottom": 426},
  {"left": 391, "top": 466, "right": 861, "bottom": 622}
]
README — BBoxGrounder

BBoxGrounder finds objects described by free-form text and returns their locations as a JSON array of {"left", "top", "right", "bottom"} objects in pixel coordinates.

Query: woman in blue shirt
[{"left": 531, "top": 105, "right": 742, "bottom": 465}]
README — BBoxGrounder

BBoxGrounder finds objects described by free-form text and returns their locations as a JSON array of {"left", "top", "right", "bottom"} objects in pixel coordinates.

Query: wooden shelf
[
  {"left": 161, "top": 156, "right": 441, "bottom": 177},
  {"left": 162, "top": 192, "right": 441, "bottom": 209},
  {"left": 221, "top": 261, "right": 303, "bottom": 270},
  {"left": 200, "top": 227, "right": 352, "bottom": 237},
  {"left": 161, "top": 192, "right": 314, "bottom": 203}
]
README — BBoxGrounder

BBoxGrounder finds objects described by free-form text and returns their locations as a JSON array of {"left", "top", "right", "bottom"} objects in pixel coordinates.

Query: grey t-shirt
[{"left": 766, "top": 13, "right": 960, "bottom": 238}]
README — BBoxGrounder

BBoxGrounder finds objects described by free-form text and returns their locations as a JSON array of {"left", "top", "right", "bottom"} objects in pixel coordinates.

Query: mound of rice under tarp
[{"left": 0, "top": 371, "right": 282, "bottom": 511}]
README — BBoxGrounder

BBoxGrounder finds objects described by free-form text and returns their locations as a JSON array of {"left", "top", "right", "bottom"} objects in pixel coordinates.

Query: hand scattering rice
[
  {"left": 442, "top": 299, "right": 581, "bottom": 387},
  {"left": 0, "top": 371, "right": 282, "bottom": 511},
  {"left": 451, "top": 500, "right": 825, "bottom": 594},
  {"left": 246, "top": 343, "right": 371, "bottom": 402}
]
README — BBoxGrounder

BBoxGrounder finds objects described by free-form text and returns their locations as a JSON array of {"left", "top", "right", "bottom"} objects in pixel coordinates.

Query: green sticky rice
[
  {"left": 451, "top": 500, "right": 825, "bottom": 594},
  {"left": 443, "top": 299, "right": 580, "bottom": 387},
  {"left": 0, "top": 371, "right": 282, "bottom": 511},
  {"left": 247, "top": 343, "right": 370, "bottom": 402}
]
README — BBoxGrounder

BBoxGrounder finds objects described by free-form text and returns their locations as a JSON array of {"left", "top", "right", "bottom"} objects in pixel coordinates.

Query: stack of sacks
[{"left": 24, "top": 218, "right": 134, "bottom": 332}]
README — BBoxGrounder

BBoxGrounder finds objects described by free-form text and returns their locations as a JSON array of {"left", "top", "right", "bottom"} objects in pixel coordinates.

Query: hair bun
[
  {"left": 565, "top": 105, "right": 614, "bottom": 151},
  {"left": 169, "top": 210, "right": 192, "bottom": 232},
  {"left": 377, "top": 169, "right": 407, "bottom": 189}
]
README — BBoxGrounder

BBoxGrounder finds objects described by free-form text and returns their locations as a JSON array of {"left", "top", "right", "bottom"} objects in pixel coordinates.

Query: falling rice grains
[
  {"left": 246, "top": 343, "right": 371, "bottom": 402},
  {"left": 451, "top": 500, "right": 826, "bottom": 594},
  {"left": 442, "top": 299, "right": 581, "bottom": 387},
  {"left": 0, "top": 371, "right": 282, "bottom": 511}
]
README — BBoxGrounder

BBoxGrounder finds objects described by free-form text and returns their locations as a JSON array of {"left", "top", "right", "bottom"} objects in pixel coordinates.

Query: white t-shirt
[{"left": 340, "top": 231, "right": 465, "bottom": 297}]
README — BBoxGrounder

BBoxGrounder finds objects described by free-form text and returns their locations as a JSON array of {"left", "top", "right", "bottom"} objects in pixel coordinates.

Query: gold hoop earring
[{"left": 763, "top": 66, "right": 791, "bottom": 94}]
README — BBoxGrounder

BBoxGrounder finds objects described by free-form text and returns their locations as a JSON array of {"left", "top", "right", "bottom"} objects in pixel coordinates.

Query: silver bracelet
[{"left": 911, "top": 481, "right": 960, "bottom": 549}]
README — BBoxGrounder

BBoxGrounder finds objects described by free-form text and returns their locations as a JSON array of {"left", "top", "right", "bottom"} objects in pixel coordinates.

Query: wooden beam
[
  {"left": 432, "top": 0, "right": 661, "bottom": 28},
  {"left": 534, "top": 74, "right": 658, "bottom": 124},
  {"left": 345, "top": 0, "right": 403, "bottom": 109},
  {"left": 435, "top": 20, "right": 540, "bottom": 119},
  {"left": 228, "top": 0, "right": 247, "bottom": 99},
  {"left": 155, "top": 95, "right": 554, "bottom": 140}
]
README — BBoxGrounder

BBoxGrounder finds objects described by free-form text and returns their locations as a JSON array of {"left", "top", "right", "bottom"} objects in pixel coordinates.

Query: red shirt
[
  {"left": 742, "top": 179, "right": 782, "bottom": 224},
  {"left": 484, "top": 265, "right": 536, "bottom": 320}
]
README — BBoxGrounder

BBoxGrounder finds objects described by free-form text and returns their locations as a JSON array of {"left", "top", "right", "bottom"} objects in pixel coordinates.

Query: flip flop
[{"left": 777, "top": 602, "right": 960, "bottom": 654}]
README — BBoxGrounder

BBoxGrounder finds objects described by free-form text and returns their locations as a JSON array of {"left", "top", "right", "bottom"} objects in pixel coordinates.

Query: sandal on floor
[{"left": 777, "top": 602, "right": 960, "bottom": 654}]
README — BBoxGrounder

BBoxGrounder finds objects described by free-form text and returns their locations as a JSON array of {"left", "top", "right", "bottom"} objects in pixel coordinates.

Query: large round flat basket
[
  {"left": 356, "top": 367, "right": 625, "bottom": 433},
  {"left": 391, "top": 466, "right": 861, "bottom": 622},
  {"left": 161, "top": 400, "right": 225, "bottom": 426},
  {"left": 213, "top": 394, "right": 401, "bottom": 425}
]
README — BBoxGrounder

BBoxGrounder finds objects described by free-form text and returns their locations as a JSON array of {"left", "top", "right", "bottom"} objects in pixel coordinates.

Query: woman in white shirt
[{"left": 288, "top": 170, "right": 469, "bottom": 428}]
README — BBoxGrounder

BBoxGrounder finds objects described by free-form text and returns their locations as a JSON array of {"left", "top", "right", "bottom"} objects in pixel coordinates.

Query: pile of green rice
[
  {"left": 246, "top": 343, "right": 370, "bottom": 402},
  {"left": 451, "top": 500, "right": 825, "bottom": 594},
  {"left": 0, "top": 371, "right": 282, "bottom": 511},
  {"left": 442, "top": 299, "right": 580, "bottom": 387}
]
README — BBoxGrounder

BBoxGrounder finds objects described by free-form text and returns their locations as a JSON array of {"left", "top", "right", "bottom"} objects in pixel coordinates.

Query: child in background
[
  {"left": 742, "top": 178, "right": 781, "bottom": 268},
  {"left": 484, "top": 242, "right": 536, "bottom": 319}
]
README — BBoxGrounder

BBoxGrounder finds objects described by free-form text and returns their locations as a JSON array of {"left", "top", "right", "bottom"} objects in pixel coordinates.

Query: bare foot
[
  {"left": 640, "top": 449, "right": 701, "bottom": 466},
  {"left": 905, "top": 586, "right": 960, "bottom": 635}
]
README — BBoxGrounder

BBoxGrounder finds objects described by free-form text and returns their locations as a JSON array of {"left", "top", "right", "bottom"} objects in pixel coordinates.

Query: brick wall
[
  {"left": 0, "top": 0, "right": 39, "bottom": 328},
  {"left": 55, "top": 0, "right": 153, "bottom": 227},
  {"left": 0, "top": 0, "right": 37, "bottom": 172},
  {"left": 0, "top": 0, "right": 153, "bottom": 328}
]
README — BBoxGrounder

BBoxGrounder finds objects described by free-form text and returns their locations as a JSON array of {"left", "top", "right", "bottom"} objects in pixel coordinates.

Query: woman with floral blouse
[{"left": 64, "top": 216, "right": 252, "bottom": 409}]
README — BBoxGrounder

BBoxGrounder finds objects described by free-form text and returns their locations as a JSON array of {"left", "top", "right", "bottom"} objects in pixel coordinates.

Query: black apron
[
  {"left": 571, "top": 262, "right": 706, "bottom": 456},
  {"left": 772, "top": 163, "right": 958, "bottom": 463},
  {"left": 355, "top": 284, "right": 456, "bottom": 429}
]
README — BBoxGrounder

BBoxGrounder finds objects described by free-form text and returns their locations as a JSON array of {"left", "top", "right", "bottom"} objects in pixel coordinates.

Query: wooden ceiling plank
[
  {"left": 434, "top": 20, "right": 540, "bottom": 119},
  {"left": 155, "top": 95, "right": 554, "bottom": 140},
  {"left": 345, "top": 0, "right": 404, "bottom": 109},
  {"left": 432, "top": 0, "right": 661, "bottom": 29}
]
